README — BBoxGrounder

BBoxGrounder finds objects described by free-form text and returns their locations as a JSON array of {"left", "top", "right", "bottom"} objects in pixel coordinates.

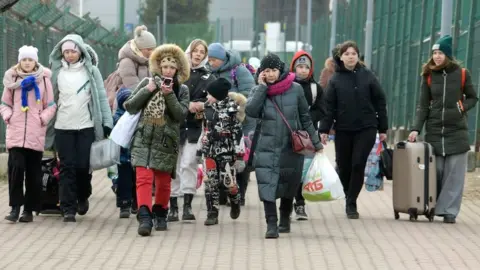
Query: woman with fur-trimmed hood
[
  {"left": 124, "top": 44, "right": 190, "bottom": 236},
  {"left": 197, "top": 77, "right": 246, "bottom": 226}
]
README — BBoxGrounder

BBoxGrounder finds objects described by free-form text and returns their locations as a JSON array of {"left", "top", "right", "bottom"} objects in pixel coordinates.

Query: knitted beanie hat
[
  {"left": 206, "top": 78, "right": 231, "bottom": 101},
  {"left": 207, "top": 43, "right": 227, "bottom": 61},
  {"left": 259, "top": 53, "right": 284, "bottom": 73},
  {"left": 18, "top": 45, "right": 38, "bottom": 62},
  {"left": 294, "top": 55, "right": 311, "bottom": 69},
  {"left": 432, "top": 35, "right": 453, "bottom": 59},
  {"left": 61, "top": 41, "right": 80, "bottom": 54},
  {"left": 134, "top": 25, "right": 157, "bottom": 50}
]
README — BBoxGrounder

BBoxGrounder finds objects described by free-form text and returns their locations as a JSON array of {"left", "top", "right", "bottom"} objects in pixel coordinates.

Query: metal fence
[
  {"left": 0, "top": 0, "right": 129, "bottom": 150},
  {"left": 311, "top": 0, "right": 480, "bottom": 147}
]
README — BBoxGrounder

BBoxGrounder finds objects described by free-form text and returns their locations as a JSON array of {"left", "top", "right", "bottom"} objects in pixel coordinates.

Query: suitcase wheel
[
  {"left": 394, "top": 211, "right": 400, "bottom": 220},
  {"left": 408, "top": 208, "right": 418, "bottom": 222},
  {"left": 427, "top": 208, "right": 435, "bottom": 222}
]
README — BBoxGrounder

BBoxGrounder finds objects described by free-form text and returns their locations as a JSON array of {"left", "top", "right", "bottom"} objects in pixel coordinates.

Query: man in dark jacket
[{"left": 289, "top": 50, "right": 325, "bottom": 221}]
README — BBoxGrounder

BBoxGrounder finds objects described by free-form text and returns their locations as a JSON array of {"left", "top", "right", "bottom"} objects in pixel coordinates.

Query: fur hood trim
[
  {"left": 228, "top": 92, "right": 247, "bottom": 122},
  {"left": 149, "top": 44, "right": 190, "bottom": 84}
]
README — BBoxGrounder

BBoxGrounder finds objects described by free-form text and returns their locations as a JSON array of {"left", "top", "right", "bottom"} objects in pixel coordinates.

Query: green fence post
[
  {"left": 388, "top": 0, "right": 401, "bottom": 129},
  {"left": 412, "top": 0, "right": 428, "bottom": 121},
  {"left": 402, "top": 0, "right": 416, "bottom": 128},
  {"left": 428, "top": 0, "right": 439, "bottom": 52},
  {"left": 216, "top": 18, "right": 220, "bottom": 42}
]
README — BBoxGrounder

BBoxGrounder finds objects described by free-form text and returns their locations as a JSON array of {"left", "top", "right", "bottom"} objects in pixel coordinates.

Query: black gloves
[{"left": 103, "top": 126, "right": 112, "bottom": 138}]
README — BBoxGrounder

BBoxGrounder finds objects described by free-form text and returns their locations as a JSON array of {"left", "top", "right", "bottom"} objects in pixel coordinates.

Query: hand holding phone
[
  {"left": 162, "top": 77, "right": 173, "bottom": 88},
  {"left": 161, "top": 76, "right": 173, "bottom": 94},
  {"left": 258, "top": 71, "right": 266, "bottom": 85}
]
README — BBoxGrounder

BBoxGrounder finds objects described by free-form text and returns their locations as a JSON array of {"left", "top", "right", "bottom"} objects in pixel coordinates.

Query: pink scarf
[{"left": 267, "top": 72, "right": 295, "bottom": 96}]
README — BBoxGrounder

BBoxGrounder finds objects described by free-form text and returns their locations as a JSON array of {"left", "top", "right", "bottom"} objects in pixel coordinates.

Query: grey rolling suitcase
[{"left": 392, "top": 141, "right": 436, "bottom": 222}]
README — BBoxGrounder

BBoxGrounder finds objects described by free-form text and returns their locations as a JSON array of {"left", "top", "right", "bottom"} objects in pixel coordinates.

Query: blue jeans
[{"left": 116, "top": 163, "right": 136, "bottom": 208}]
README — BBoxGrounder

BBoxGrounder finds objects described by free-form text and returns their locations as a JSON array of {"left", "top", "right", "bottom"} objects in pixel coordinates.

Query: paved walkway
[{"left": 1, "top": 144, "right": 480, "bottom": 270}]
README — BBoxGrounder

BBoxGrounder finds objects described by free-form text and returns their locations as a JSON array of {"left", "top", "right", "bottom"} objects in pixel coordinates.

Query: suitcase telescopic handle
[{"left": 396, "top": 141, "right": 408, "bottom": 149}]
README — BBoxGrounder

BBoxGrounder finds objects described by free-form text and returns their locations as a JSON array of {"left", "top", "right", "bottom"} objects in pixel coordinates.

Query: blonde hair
[
  {"left": 189, "top": 39, "right": 208, "bottom": 54},
  {"left": 12, "top": 62, "right": 38, "bottom": 73}
]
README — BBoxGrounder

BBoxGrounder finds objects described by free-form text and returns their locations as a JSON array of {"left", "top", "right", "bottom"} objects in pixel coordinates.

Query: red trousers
[{"left": 136, "top": 167, "right": 171, "bottom": 211}]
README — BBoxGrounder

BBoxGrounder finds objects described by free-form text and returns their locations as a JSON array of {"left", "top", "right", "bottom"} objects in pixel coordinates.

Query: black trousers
[
  {"left": 263, "top": 198, "right": 294, "bottom": 220},
  {"left": 116, "top": 163, "right": 136, "bottom": 208},
  {"left": 237, "top": 171, "right": 249, "bottom": 200},
  {"left": 334, "top": 128, "right": 377, "bottom": 204},
  {"left": 8, "top": 147, "right": 43, "bottom": 212},
  {"left": 294, "top": 184, "right": 305, "bottom": 206},
  {"left": 55, "top": 128, "right": 95, "bottom": 215}
]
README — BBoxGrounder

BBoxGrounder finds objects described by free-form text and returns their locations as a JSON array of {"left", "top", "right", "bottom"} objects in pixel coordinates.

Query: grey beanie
[
  {"left": 134, "top": 25, "right": 157, "bottom": 50},
  {"left": 294, "top": 55, "right": 311, "bottom": 69}
]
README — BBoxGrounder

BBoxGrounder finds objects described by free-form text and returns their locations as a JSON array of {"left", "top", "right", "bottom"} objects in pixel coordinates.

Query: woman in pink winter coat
[{"left": 0, "top": 45, "right": 56, "bottom": 223}]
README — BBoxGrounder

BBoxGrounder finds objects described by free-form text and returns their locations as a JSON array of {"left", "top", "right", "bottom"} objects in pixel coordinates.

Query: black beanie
[
  {"left": 259, "top": 53, "right": 284, "bottom": 73},
  {"left": 206, "top": 78, "right": 231, "bottom": 101}
]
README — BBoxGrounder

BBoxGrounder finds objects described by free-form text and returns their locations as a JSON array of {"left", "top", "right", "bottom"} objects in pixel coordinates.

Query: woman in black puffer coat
[{"left": 319, "top": 40, "right": 388, "bottom": 220}]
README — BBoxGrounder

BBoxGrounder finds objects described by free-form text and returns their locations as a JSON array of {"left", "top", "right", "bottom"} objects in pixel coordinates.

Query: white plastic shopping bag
[
  {"left": 301, "top": 157, "right": 313, "bottom": 183},
  {"left": 110, "top": 111, "right": 141, "bottom": 148},
  {"left": 90, "top": 139, "right": 120, "bottom": 171},
  {"left": 302, "top": 153, "right": 345, "bottom": 201}
]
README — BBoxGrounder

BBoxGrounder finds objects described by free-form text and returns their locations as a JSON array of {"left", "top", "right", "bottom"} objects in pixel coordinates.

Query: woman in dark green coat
[
  {"left": 124, "top": 44, "right": 190, "bottom": 236},
  {"left": 409, "top": 35, "right": 478, "bottom": 224},
  {"left": 246, "top": 53, "right": 323, "bottom": 239}
]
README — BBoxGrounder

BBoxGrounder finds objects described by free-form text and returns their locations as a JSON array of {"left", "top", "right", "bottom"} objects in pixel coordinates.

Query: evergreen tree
[{"left": 140, "top": 0, "right": 214, "bottom": 49}]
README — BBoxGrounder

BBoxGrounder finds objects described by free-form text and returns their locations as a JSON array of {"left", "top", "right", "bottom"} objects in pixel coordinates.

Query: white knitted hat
[
  {"left": 134, "top": 25, "right": 157, "bottom": 50},
  {"left": 18, "top": 45, "right": 38, "bottom": 62}
]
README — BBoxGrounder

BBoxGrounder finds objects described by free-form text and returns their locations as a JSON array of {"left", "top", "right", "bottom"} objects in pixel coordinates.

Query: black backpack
[{"left": 39, "top": 158, "right": 61, "bottom": 215}]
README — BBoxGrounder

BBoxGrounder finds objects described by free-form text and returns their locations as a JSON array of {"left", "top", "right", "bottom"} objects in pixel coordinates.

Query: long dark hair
[{"left": 421, "top": 56, "right": 461, "bottom": 76}]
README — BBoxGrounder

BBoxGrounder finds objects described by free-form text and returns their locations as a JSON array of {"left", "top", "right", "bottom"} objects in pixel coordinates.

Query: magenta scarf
[{"left": 266, "top": 72, "right": 295, "bottom": 96}]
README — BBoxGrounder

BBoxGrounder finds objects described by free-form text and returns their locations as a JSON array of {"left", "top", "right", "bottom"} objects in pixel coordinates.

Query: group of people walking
[{"left": 1, "top": 23, "right": 474, "bottom": 238}]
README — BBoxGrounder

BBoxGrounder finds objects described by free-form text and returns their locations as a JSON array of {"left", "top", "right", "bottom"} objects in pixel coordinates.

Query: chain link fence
[
  {"left": 0, "top": 0, "right": 129, "bottom": 151},
  {"left": 311, "top": 0, "right": 480, "bottom": 148}
]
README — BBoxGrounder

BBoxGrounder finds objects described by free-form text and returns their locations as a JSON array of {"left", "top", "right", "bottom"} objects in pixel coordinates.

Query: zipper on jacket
[
  {"left": 22, "top": 113, "right": 27, "bottom": 148},
  {"left": 88, "top": 104, "right": 93, "bottom": 120},
  {"left": 441, "top": 70, "right": 447, "bottom": 156},
  {"left": 146, "top": 125, "right": 155, "bottom": 169}
]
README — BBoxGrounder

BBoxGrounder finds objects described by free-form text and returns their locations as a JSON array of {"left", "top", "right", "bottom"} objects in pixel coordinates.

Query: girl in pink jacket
[{"left": 0, "top": 45, "right": 56, "bottom": 223}]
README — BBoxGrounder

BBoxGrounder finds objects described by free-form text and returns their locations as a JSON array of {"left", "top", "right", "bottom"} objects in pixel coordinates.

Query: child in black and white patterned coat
[{"left": 197, "top": 77, "right": 247, "bottom": 226}]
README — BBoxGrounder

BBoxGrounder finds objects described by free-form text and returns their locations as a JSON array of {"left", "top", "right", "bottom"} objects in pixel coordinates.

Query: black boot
[
  {"left": 167, "top": 197, "right": 179, "bottom": 222},
  {"left": 19, "top": 210, "right": 33, "bottom": 223},
  {"left": 230, "top": 198, "right": 241, "bottom": 220},
  {"left": 131, "top": 197, "right": 138, "bottom": 214},
  {"left": 137, "top": 205, "right": 153, "bottom": 236},
  {"left": 182, "top": 194, "right": 196, "bottom": 221},
  {"left": 119, "top": 201, "right": 131, "bottom": 219},
  {"left": 346, "top": 200, "right": 359, "bottom": 219},
  {"left": 444, "top": 214, "right": 456, "bottom": 224},
  {"left": 63, "top": 213, "right": 76, "bottom": 222},
  {"left": 278, "top": 210, "right": 291, "bottom": 233},
  {"left": 204, "top": 209, "right": 219, "bottom": 226},
  {"left": 5, "top": 206, "right": 21, "bottom": 222},
  {"left": 219, "top": 189, "right": 228, "bottom": 205},
  {"left": 237, "top": 172, "right": 248, "bottom": 206},
  {"left": 77, "top": 199, "right": 89, "bottom": 216},
  {"left": 265, "top": 216, "right": 279, "bottom": 239},
  {"left": 152, "top": 204, "right": 168, "bottom": 231}
]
